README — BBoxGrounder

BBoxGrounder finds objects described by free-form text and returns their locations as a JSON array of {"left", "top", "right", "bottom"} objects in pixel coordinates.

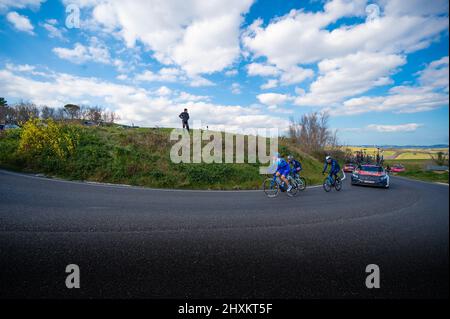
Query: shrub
[{"left": 18, "top": 118, "right": 80, "bottom": 169}]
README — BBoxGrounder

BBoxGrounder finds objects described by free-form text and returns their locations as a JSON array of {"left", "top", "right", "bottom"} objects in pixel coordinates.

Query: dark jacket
[
  {"left": 323, "top": 158, "right": 340, "bottom": 174},
  {"left": 291, "top": 159, "right": 302, "bottom": 171},
  {"left": 179, "top": 111, "right": 189, "bottom": 122}
]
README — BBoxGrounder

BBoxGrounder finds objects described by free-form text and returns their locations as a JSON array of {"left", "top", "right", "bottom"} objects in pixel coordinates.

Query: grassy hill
[{"left": 0, "top": 121, "right": 325, "bottom": 190}]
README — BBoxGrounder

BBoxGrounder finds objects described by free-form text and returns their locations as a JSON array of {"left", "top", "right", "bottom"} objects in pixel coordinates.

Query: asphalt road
[{"left": 0, "top": 169, "right": 448, "bottom": 299}]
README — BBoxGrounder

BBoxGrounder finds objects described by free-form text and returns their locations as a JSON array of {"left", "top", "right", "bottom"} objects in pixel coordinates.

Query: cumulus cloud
[
  {"left": 295, "top": 51, "right": 406, "bottom": 107},
  {"left": 243, "top": 0, "right": 448, "bottom": 106},
  {"left": 260, "top": 79, "right": 278, "bottom": 90},
  {"left": 257, "top": 93, "right": 292, "bottom": 107},
  {"left": 417, "top": 56, "right": 449, "bottom": 92},
  {"left": 231, "top": 82, "right": 241, "bottom": 94},
  {"left": 243, "top": 0, "right": 448, "bottom": 68},
  {"left": 247, "top": 63, "right": 280, "bottom": 77},
  {"left": 53, "top": 37, "right": 111, "bottom": 64},
  {"left": 6, "top": 11, "right": 34, "bottom": 34},
  {"left": 246, "top": 62, "right": 313, "bottom": 87},
  {"left": 0, "top": 0, "right": 44, "bottom": 11},
  {"left": 62, "top": 0, "right": 254, "bottom": 77},
  {"left": 367, "top": 123, "right": 423, "bottom": 132},
  {"left": 135, "top": 68, "right": 184, "bottom": 83},
  {"left": 41, "top": 19, "right": 65, "bottom": 40},
  {"left": 176, "top": 91, "right": 210, "bottom": 103},
  {"left": 338, "top": 56, "right": 449, "bottom": 115},
  {"left": 0, "top": 64, "right": 288, "bottom": 130}
]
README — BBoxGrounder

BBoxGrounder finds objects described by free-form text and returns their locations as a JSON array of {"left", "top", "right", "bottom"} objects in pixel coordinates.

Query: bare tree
[
  {"left": 102, "top": 110, "right": 120, "bottom": 124},
  {"left": 11, "top": 102, "right": 40, "bottom": 124},
  {"left": 41, "top": 106, "right": 56, "bottom": 120},
  {"left": 289, "top": 111, "right": 341, "bottom": 159},
  {"left": 0, "top": 97, "right": 7, "bottom": 123},
  {"left": 85, "top": 106, "right": 103, "bottom": 123},
  {"left": 431, "top": 151, "right": 449, "bottom": 166}
]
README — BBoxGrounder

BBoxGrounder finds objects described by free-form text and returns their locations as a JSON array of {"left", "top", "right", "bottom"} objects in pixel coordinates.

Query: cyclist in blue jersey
[
  {"left": 323, "top": 155, "right": 340, "bottom": 183},
  {"left": 287, "top": 155, "right": 302, "bottom": 178},
  {"left": 274, "top": 152, "right": 292, "bottom": 192}
]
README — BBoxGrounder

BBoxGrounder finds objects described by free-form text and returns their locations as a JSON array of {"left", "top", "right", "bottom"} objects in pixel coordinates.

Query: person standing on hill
[{"left": 179, "top": 108, "right": 190, "bottom": 132}]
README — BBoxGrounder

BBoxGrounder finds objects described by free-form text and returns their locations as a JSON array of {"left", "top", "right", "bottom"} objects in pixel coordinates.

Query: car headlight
[{"left": 352, "top": 173, "right": 359, "bottom": 178}]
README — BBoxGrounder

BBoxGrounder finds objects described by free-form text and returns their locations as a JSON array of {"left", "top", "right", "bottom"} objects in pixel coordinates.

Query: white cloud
[
  {"left": 279, "top": 66, "right": 314, "bottom": 85},
  {"left": 155, "top": 86, "right": 172, "bottom": 96},
  {"left": 257, "top": 93, "right": 292, "bottom": 107},
  {"left": 247, "top": 63, "right": 280, "bottom": 77},
  {"left": 260, "top": 79, "right": 278, "bottom": 90},
  {"left": 135, "top": 68, "right": 184, "bottom": 83},
  {"left": 6, "top": 11, "right": 34, "bottom": 34},
  {"left": 338, "top": 56, "right": 449, "bottom": 115},
  {"left": 41, "top": 19, "right": 65, "bottom": 40},
  {"left": 367, "top": 123, "right": 423, "bottom": 132},
  {"left": 53, "top": 38, "right": 111, "bottom": 64},
  {"left": 189, "top": 75, "right": 215, "bottom": 87},
  {"left": 0, "top": 64, "right": 288, "bottom": 130},
  {"left": 231, "top": 82, "right": 241, "bottom": 94},
  {"left": 247, "top": 62, "right": 313, "bottom": 86},
  {"left": 243, "top": 0, "right": 448, "bottom": 69},
  {"left": 225, "top": 69, "right": 238, "bottom": 76},
  {"left": 62, "top": 0, "right": 254, "bottom": 76},
  {"left": 0, "top": 0, "right": 44, "bottom": 11},
  {"left": 381, "top": 0, "right": 449, "bottom": 16},
  {"left": 417, "top": 56, "right": 449, "bottom": 92},
  {"left": 5, "top": 63, "right": 35, "bottom": 72},
  {"left": 341, "top": 86, "right": 448, "bottom": 115},
  {"left": 176, "top": 91, "right": 209, "bottom": 102},
  {"left": 116, "top": 74, "right": 128, "bottom": 81},
  {"left": 295, "top": 51, "right": 406, "bottom": 107},
  {"left": 133, "top": 67, "right": 214, "bottom": 87}
]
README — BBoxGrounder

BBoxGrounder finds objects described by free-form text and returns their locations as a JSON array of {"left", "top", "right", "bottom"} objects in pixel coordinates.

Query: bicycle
[
  {"left": 323, "top": 172, "right": 342, "bottom": 192},
  {"left": 292, "top": 173, "right": 306, "bottom": 191},
  {"left": 263, "top": 174, "right": 298, "bottom": 198}
]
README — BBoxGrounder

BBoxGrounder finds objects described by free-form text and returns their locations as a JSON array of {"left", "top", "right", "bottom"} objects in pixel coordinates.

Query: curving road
[{"left": 0, "top": 169, "right": 448, "bottom": 299}]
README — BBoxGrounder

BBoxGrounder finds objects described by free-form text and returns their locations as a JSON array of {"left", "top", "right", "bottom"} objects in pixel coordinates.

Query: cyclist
[
  {"left": 287, "top": 155, "right": 302, "bottom": 178},
  {"left": 323, "top": 155, "right": 340, "bottom": 184},
  {"left": 274, "top": 152, "right": 292, "bottom": 192}
]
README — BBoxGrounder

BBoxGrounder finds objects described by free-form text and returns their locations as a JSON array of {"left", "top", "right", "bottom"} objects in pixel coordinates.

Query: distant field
[
  {"left": 395, "top": 152, "right": 433, "bottom": 160},
  {"left": 385, "top": 159, "right": 449, "bottom": 184},
  {"left": 343, "top": 146, "right": 448, "bottom": 160}
]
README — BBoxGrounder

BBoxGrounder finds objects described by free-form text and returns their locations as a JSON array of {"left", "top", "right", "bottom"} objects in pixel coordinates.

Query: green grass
[
  {"left": 395, "top": 152, "right": 433, "bottom": 160},
  {"left": 385, "top": 159, "right": 449, "bottom": 184},
  {"left": 0, "top": 125, "right": 325, "bottom": 190}
]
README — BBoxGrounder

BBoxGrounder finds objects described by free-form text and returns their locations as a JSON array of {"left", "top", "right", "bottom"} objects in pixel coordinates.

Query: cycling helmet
[
  {"left": 325, "top": 155, "right": 331, "bottom": 161},
  {"left": 287, "top": 155, "right": 294, "bottom": 161}
]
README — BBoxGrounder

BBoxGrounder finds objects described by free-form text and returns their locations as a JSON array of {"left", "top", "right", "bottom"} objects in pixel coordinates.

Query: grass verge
[{"left": 0, "top": 123, "right": 325, "bottom": 190}]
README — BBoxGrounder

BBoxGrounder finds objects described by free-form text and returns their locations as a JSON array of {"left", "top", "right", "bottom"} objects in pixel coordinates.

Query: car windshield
[{"left": 360, "top": 166, "right": 382, "bottom": 172}]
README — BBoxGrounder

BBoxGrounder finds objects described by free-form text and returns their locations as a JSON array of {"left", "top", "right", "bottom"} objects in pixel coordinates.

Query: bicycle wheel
[
  {"left": 286, "top": 176, "right": 298, "bottom": 197},
  {"left": 297, "top": 177, "right": 306, "bottom": 191},
  {"left": 323, "top": 177, "right": 332, "bottom": 192},
  {"left": 335, "top": 177, "right": 342, "bottom": 191},
  {"left": 263, "top": 178, "right": 279, "bottom": 198}
]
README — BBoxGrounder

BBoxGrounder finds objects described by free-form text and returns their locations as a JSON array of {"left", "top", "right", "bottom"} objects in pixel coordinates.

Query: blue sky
[{"left": 0, "top": 0, "right": 448, "bottom": 145}]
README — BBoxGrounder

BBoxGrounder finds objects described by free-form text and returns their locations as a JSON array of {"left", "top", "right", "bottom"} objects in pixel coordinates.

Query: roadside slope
[{"left": 0, "top": 124, "right": 325, "bottom": 190}]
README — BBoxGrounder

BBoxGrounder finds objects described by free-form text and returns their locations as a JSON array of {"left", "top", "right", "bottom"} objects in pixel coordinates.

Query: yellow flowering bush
[{"left": 18, "top": 118, "right": 79, "bottom": 160}]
